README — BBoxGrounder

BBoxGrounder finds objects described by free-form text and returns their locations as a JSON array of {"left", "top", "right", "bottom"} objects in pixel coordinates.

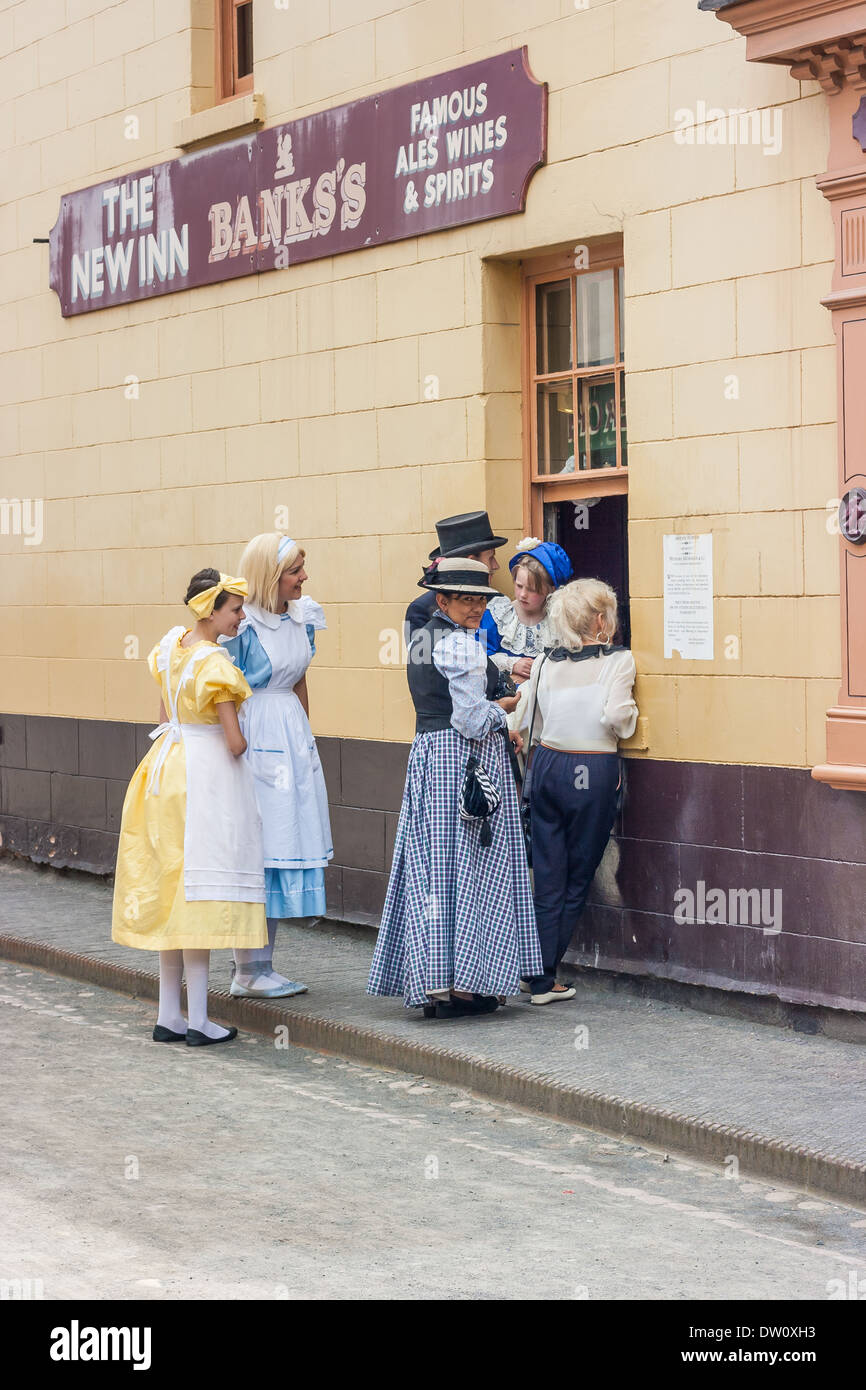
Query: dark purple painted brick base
[{"left": 2, "top": 713, "right": 865, "bottom": 1011}]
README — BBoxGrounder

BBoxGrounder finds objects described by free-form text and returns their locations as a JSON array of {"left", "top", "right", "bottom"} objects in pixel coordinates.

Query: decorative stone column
[{"left": 710, "top": 0, "right": 866, "bottom": 789}]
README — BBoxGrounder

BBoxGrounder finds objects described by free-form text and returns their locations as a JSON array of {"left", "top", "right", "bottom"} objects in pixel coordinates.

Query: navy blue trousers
[{"left": 527, "top": 747, "right": 620, "bottom": 994}]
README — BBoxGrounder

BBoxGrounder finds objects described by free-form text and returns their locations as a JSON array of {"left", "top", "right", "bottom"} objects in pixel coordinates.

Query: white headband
[{"left": 277, "top": 535, "right": 296, "bottom": 563}]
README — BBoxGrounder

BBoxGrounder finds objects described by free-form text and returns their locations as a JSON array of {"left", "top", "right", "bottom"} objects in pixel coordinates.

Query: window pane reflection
[
  {"left": 576, "top": 269, "right": 615, "bottom": 368},
  {"left": 576, "top": 374, "right": 617, "bottom": 470},
  {"left": 535, "top": 279, "right": 571, "bottom": 375},
  {"left": 536, "top": 381, "right": 574, "bottom": 474}
]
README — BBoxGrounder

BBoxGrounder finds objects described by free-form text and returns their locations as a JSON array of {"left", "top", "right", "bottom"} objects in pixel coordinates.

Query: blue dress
[{"left": 223, "top": 597, "right": 333, "bottom": 919}]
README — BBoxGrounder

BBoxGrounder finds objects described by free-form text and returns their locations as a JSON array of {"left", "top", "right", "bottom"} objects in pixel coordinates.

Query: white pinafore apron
[{"left": 146, "top": 630, "right": 266, "bottom": 905}]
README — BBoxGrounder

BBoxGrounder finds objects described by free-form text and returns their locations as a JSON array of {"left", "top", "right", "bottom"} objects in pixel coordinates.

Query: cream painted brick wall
[
  {"left": 37, "top": 18, "right": 95, "bottom": 86},
  {"left": 614, "top": 0, "right": 726, "bottom": 71},
  {"left": 736, "top": 265, "right": 833, "bottom": 357},
  {"left": 624, "top": 210, "right": 671, "bottom": 296},
  {"left": 13, "top": 0, "right": 67, "bottom": 52},
  {"left": 0, "top": 0, "right": 845, "bottom": 757},
  {"left": 523, "top": 5, "right": 614, "bottom": 93},
  {"left": 420, "top": 458, "right": 487, "bottom": 530},
  {"left": 668, "top": 35, "right": 799, "bottom": 116},
  {"left": 256, "top": 0, "right": 331, "bottom": 59},
  {"left": 161, "top": 430, "right": 226, "bottom": 490},
  {"left": 627, "top": 281, "right": 735, "bottom": 372},
  {"left": 260, "top": 352, "right": 334, "bottom": 422},
  {"left": 93, "top": 1, "right": 156, "bottom": 67},
  {"left": 629, "top": 435, "right": 739, "bottom": 520},
  {"left": 558, "top": 60, "right": 671, "bottom": 162},
  {"left": 293, "top": 23, "right": 376, "bottom": 109},
  {"left": 673, "top": 353, "right": 801, "bottom": 438},
  {"left": 739, "top": 425, "right": 836, "bottom": 513},
  {"left": 377, "top": 257, "right": 466, "bottom": 339},
  {"left": 672, "top": 183, "right": 802, "bottom": 287},
  {"left": 299, "top": 409, "right": 378, "bottom": 475},
  {"left": 374, "top": 0, "right": 464, "bottom": 80},
  {"left": 124, "top": 33, "right": 193, "bottom": 109},
  {"left": 733, "top": 95, "right": 828, "bottom": 191}
]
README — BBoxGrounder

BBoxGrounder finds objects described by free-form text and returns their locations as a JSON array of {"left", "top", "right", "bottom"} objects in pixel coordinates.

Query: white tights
[
  {"left": 233, "top": 918, "right": 292, "bottom": 988},
  {"left": 157, "top": 949, "right": 230, "bottom": 1040}
]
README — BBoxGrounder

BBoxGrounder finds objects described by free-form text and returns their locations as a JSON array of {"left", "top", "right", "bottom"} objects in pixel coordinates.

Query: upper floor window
[
  {"left": 216, "top": 0, "right": 254, "bottom": 102},
  {"left": 530, "top": 260, "right": 626, "bottom": 479}
]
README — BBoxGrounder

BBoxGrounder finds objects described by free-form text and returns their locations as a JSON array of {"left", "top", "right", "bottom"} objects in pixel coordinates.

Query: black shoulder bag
[{"left": 518, "top": 653, "right": 549, "bottom": 866}]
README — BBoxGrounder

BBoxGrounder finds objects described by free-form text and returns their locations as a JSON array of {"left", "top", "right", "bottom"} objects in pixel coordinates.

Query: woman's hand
[
  {"left": 216, "top": 700, "right": 247, "bottom": 756},
  {"left": 509, "top": 729, "right": 523, "bottom": 754},
  {"left": 496, "top": 693, "right": 521, "bottom": 714},
  {"left": 512, "top": 656, "right": 534, "bottom": 682}
]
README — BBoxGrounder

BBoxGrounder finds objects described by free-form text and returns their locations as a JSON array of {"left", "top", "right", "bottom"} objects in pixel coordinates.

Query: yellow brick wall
[{"left": 0, "top": 0, "right": 839, "bottom": 765}]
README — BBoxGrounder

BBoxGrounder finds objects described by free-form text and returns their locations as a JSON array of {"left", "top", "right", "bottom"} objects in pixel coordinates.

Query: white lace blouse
[
  {"left": 482, "top": 594, "right": 557, "bottom": 674},
  {"left": 514, "top": 646, "right": 638, "bottom": 752}
]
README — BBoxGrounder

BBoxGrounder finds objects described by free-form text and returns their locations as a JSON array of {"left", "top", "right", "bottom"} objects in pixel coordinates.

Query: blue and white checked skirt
[{"left": 367, "top": 727, "right": 543, "bottom": 1008}]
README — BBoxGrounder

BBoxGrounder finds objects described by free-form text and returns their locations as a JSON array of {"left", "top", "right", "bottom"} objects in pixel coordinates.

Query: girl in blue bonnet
[
  {"left": 481, "top": 538, "right": 573, "bottom": 684},
  {"left": 221, "top": 532, "right": 333, "bottom": 999}
]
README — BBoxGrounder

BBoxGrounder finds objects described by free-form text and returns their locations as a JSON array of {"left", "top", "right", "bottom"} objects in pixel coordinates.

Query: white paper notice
[{"left": 663, "top": 533, "right": 714, "bottom": 660}]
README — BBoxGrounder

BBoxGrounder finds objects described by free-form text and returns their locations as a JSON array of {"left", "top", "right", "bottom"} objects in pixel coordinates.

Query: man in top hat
[{"left": 404, "top": 511, "right": 507, "bottom": 640}]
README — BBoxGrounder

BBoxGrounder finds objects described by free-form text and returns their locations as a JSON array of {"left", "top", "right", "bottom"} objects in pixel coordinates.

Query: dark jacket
[
  {"left": 404, "top": 590, "right": 437, "bottom": 642},
  {"left": 407, "top": 612, "right": 500, "bottom": 735}
]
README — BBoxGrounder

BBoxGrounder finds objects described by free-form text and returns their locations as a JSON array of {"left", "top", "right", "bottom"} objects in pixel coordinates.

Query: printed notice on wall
[{"left": 663, "top": 534, "right": 713, "bottom": 660}]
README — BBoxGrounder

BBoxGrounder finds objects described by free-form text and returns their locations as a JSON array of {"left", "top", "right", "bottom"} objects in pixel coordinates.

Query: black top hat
[{"left": 429, "top": 511, "right": 507, "bottom": 560}]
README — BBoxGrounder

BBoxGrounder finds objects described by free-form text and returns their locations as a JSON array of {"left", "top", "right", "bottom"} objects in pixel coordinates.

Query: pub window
[
  {"left": 216, "top": 0, "right": 254, "bottom": 102},
  {"left": 522, "top": 244, "right": 630, "bottom": 643}
]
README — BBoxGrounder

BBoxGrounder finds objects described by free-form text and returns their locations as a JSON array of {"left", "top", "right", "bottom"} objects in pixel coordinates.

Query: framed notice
[{"left": 663, "top": 534, "right": 714, "bottom": 660}]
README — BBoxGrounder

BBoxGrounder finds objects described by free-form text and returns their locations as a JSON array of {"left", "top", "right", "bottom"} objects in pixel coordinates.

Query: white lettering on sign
[
  {"left": 206, "top": 161, "right": 366, "bottom": 261},
  {"left": 71, "top": 175, "right": 186, "bottom": 302}
]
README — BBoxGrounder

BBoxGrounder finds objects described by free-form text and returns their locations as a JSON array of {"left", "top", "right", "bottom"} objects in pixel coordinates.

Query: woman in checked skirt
[{"left": 367, "top": 558, "right": 542, "bottom": 1018}]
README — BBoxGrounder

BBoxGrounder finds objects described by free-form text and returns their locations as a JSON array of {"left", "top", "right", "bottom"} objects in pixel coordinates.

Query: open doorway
[{"left": 543, "top": 495, "right": 630, "bottom": 647}]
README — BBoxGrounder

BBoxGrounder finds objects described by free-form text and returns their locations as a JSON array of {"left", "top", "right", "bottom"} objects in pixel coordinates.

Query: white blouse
[
  {"left": 431, "top": 622, "right": 507, "bottom": 742},
  {"left": 514, "top": 646, "right": 638, "bottom": 752}
]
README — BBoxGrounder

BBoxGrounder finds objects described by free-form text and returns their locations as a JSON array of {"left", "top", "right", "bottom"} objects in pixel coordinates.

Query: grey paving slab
[
  {"left": 1, "top": 857, "right": 865, "bottom": 1171},
  {"left": 4, "top": 964, "right": 865, "bottom": 1301}
]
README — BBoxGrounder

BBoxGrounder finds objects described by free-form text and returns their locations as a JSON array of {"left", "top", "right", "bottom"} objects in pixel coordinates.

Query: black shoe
[
  {"left": 425, "top": 994, "right": 499, "bottom": 1019},
  {"left": 152, "top": 1024, "right": 187, "bottom": 1043},
  {"left": 185, "top": 1026, "right": 238, "bottom": 1047}
]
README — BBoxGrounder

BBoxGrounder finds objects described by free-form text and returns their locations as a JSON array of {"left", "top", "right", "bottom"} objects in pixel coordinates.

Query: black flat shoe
[
  {"left": 424, "top": 994, "right": 499, "bottom": 1019},
  {"left": 152, "top": 1024, "right": 187, "bottom": 1043},
  {"left": 185, "top": 1026, "right": 238, "bottom": 1047}
]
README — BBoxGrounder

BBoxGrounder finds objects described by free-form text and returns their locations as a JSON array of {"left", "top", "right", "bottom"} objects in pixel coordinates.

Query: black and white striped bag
[{"left": 459, "top": 755, "right": 501, "bottom": 847}]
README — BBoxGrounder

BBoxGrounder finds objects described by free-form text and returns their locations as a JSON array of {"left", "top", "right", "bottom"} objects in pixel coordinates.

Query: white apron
[
  {"left": 146, "top": 632, "right": 266, "bottom": 905},
  {"left": 235, "top": 606, "right": 333, "bottom": 870}
]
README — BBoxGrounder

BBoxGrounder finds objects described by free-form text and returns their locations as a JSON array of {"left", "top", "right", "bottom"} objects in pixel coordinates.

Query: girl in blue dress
[
  {"left": 222, "top": 532, "right": 333, "bottom": 998},
  {"left": 480, "top": 538, "right": 573, "bottom": 683}
]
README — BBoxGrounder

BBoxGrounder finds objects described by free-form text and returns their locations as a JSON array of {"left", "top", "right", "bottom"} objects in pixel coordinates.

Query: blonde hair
[
  {"left": 513, "top": 556, "right": 554, "bottom": 597},
  {"left": 547, "top": 577, "right": 618, "bottom": 651},
  {"left": 239, "top": 533, "right": 305, "bottom": 614}
]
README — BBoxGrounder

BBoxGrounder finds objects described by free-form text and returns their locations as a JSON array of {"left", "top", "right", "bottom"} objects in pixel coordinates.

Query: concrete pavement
[
  {"left": 3, "top": 963, "right": 865, "bottom": 1300},
  {"left": 1, "top": 856, "right": 865, "bottom": 1205}
]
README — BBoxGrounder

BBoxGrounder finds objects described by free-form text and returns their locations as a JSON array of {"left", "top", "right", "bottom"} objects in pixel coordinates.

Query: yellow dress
[{"left": 111, "top": 632, "right": 269, "bottom": 951}]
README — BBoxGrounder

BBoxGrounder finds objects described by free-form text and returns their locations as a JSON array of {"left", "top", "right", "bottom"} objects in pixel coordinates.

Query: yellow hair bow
[{"left": 186, "top": 573, "right": 249, "bottom": 619}]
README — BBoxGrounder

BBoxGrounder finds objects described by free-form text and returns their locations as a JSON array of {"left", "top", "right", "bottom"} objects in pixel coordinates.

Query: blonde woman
[
  {"left": 481, "top": 538, "right": 572, "bottom": 683},
  {"left": 222, "top": 533, "right": 332, "bottom": 998},
  {"left": 514, "top": 578, "right": 637, "bottom": 1005}
]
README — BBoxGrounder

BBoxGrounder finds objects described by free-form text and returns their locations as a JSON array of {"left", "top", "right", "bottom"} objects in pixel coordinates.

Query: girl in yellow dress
[{"left": 112, "top": 569, "right": 268, "bottom": 1046}]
